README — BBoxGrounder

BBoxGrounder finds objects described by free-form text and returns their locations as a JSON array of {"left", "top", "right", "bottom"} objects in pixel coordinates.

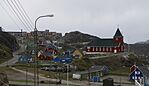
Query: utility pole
[
  {"left": 34, "top": 14, "right": 54, "bottom": 86},
  {"left": 67, "top": 64, "right": 69, "bottom": 86},
  {"left": 26, "top": 68, "right": 28, "bottom": 86}
]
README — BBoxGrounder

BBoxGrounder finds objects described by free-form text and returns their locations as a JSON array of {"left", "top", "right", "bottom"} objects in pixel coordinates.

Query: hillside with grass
[
  {"left": 72, "top": 53, "right": 147, "bottom": 75},
  {"left": 58, "top": 31, "right": 100, "bottom": 44},
  {"left": 0, "top": 31, "right": 19, "bottom": 63},
  {"left": 0, "top": 31, "right": 19, "bottom": 50}
]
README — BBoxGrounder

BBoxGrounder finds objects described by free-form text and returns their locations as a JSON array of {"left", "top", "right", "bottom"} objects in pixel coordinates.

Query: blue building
[
  {"left": 129, "top": 67, "right": 143, "bottom": 81},
  {"left": 18, "top": 54, "right": 32, "bottom": 63}
]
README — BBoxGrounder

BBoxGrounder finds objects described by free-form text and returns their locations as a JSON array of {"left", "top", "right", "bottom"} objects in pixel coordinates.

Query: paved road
[
  {"left": 9, "top": 81, "right": 102, "bottom": 86},
  {"left": 0, "top": 44, "right": 25, "bottom": 67}
]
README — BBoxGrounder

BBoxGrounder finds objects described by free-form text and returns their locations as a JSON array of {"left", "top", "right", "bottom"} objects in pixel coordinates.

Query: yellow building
[{"left": 73, "top": 49, "right": 83, "bottom": 58}]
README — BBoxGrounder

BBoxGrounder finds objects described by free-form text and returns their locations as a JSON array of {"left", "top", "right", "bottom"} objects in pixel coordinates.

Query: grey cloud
[{"left": 0, "top": 0, "right": 149, "bottom": 43}]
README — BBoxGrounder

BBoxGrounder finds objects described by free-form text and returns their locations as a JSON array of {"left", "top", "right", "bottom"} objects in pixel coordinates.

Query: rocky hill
[
  {"left": 127, "top": 39, "right": 149, "bottom": 56},
  {"left": 135, "top": 40, "right": 149, "bottom": 44},
  {"left": 129, "top": 44, "right": 149, "bottom": 56},
  {"left": 57, "top": 31, "right": 100, "bottom": 49},
  {"left": 0, "top": 30, "right": 19, "bottom": 63},
  {"left": 0, "top": 31, "right": 19, "bottom": 51},
  {"left": 57, "top": 30, "right": 149, "bottom": 56},
  {"left": 58, "top": 31, "right": 100, "bottom": 43}
]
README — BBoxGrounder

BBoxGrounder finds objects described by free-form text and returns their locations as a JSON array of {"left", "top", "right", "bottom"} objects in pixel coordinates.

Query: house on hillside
[
  {"left": 7, "top": 30, "right": 27, "bottom": 38},
  {"left": 45, "top": 44, "right": 59, "bottom": 54},
  {"left": 18, "top": 54, "right": 32, "bottom": 63},
  {"left": 73, "top": 65, "right": 109, "bottom": 81},
  {"left": 72, "top": 49, "right": 83, "bottom": 58},
  {"left": 85, "top": 28, "right": 124, "bottom": 54},
  {"left": 129, "top": 65, "right": 149, "bottom": 86}
]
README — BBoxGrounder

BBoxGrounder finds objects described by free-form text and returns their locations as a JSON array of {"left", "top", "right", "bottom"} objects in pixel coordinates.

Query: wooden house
[
  {"left": 129, "top": 65, "right": 149, "bottom": 86},
  {"left": 85, "top": 28, "right": 124, "bottom": 54}
]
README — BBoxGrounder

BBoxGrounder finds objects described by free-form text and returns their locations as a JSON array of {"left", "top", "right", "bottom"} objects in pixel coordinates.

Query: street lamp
[
  {"left": 35, "top": 14, "right": 54, "bottom": 29},
  {"left": 34, "top": 14, "right": 54, "bottom": 86}
]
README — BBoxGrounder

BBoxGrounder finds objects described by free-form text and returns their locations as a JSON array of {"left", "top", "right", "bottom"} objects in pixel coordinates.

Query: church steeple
[
  {"left": 114, "top": 28, "right": 123, "bottom": 38},
  {"left": 113, "top": 28, "right": 123, "bottom": 43}
]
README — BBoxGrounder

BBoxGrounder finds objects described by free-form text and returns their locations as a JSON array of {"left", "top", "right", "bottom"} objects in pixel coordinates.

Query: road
[
  {"left": 10, "top": 67, "right": 86, "bottom": 86},
  {"left": 89, "top": 52, "right": 129, "bottom": 59},
  {"left": 10, "top": 67, "right": 135, "bottom": 86},
  {"left": 0, "top": 44, "right": 25, "bottom": 67}
]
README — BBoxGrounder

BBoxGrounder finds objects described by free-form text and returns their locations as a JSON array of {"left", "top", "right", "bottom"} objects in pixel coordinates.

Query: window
[
  {"left": 121, "top": 46, "right": 123, "bottom": 51},
  {"left": 103, "top": 47, "right": 105, "bottom": 51},
  {"left": 87, "top": 47, "right": 90, "bottom": 52},
  {"left": 109, "top": 48, "right": 112, "bottom": 52},
  {"left": 96, "top": 47, "right": 98, "bottom": 51},
  {"left": 138, "top": 71, "right": 140, "bottom": 74},
  {"left": 92, "top": 47, "right": 94, "bottom": 51},
  {"left": 107, "top": 48, "right": 109, "bottom": 51},
  {"left": 87, "top": 47, "right": 90, "bottom": 49},
  {"left": 132, "top": 76, "right": 134, "bottom": 79},
  {"left": 135, "top": 71, "right": 137, "bottom": 75},
  {"left": 99, "top": 47, "right": 101, "bottom": 51}
]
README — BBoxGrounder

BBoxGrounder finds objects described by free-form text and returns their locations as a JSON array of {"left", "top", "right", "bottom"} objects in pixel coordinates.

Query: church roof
[
  {"left": 114, "top": 28, "right": 123, "bottom": 37},
  {"left": 88, "top": 39, "right": 119, "bottom": 47}
]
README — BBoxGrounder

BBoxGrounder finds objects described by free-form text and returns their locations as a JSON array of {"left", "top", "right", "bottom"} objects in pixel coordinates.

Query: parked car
[{"left": 40, "top": 67, "right": 49, "bottom": 71}]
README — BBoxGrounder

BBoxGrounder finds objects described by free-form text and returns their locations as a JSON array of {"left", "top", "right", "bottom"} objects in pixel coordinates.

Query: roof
[
  {"left": 139, "top": 66, "right": 149, "bottom": 77},
  {"left": 88, "top": 39, "right": 119, "bottom": 47},
  {"left": 47, "top": 44, "right": 57, "bottom": 50},
  {"left": 114, "top": 28, "right": 123, "bottom": 37}
]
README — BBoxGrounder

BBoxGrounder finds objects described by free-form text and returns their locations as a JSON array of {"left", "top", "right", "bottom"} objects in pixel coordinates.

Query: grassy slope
[{"left": 0, "top": 44, "right": 13, "bottom": 63}]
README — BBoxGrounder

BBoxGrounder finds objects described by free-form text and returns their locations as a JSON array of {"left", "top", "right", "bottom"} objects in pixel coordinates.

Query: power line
[
  {"left": 5, "top": 0, "right": 30, "bottom": 32},
  {"left": 9, "top": 0, "right": 32, "bottom": 31},
  {"left": 13, "top": 0, "right": 33, "bottom": 30},
  {"left": 17, "top": 0, "right": 34, "bottom": 28},
  {"left": 0, "top": 2, "right": 21, "bottom": 30}
]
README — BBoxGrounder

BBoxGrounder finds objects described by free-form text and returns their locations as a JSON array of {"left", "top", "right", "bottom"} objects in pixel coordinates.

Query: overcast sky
[{"left": 0, "top": 0, "right": 149, "bottom": 43}]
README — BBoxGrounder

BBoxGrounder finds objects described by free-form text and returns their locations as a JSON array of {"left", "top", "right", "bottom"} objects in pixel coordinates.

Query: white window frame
[
  {"left": 103, "top": 47, "right": 105, "bottom": 51},
  {"left": 106, "top": 47, "right": 108, "bottom": 51},
  {"left": 135, "top": 71, "right": 137, "bottom": 75},
  {"left": 99, "top": 47, "right": 101, "bottom": 51},
  {"left": 138, "top": 71, "right": 140, "bottom": 74},
  {"left": 96, "top": 47, "right": 98, "bottom": 51},
  {"left": 92, "top": 47, "right": 94, "bottom": 51}
]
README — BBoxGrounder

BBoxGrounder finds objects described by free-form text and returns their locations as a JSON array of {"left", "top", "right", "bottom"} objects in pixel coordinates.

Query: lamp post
[{"left": 34, "top": 14, "right": 54, "bottom": 86}]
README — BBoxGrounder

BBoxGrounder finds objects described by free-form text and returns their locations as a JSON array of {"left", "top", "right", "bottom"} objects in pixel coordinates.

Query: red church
[{"left": 85, "top": 28, "right": 124, "bottom": 54}]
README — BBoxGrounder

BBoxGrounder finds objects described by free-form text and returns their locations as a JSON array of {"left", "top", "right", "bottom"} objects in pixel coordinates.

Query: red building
[{"left": 85, "top": 28, "right": 124, "bottom": 54}]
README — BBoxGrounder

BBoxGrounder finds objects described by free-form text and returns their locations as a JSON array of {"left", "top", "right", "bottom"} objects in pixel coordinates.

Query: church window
[
  {"left": 99, "top": 47, "right": 101, "bottom": 51},
  {"left": 92, "top": 47, "right": 95, "bottom": 51},
  {"left": 103, "top": 47, "right": 105, "bottom": 51},
  {"left": 96, "top": 47, "right": 98, "bottom": 51}
]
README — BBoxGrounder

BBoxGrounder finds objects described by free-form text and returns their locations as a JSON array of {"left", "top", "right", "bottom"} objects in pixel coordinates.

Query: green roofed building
[{"left": 85, "top": 28, "right": 124, "bottom": 54}]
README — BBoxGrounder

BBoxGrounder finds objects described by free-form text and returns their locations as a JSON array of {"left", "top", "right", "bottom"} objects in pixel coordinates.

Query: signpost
[{"left": 52, "top": 56, "right": 72, "bottom": 86}]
